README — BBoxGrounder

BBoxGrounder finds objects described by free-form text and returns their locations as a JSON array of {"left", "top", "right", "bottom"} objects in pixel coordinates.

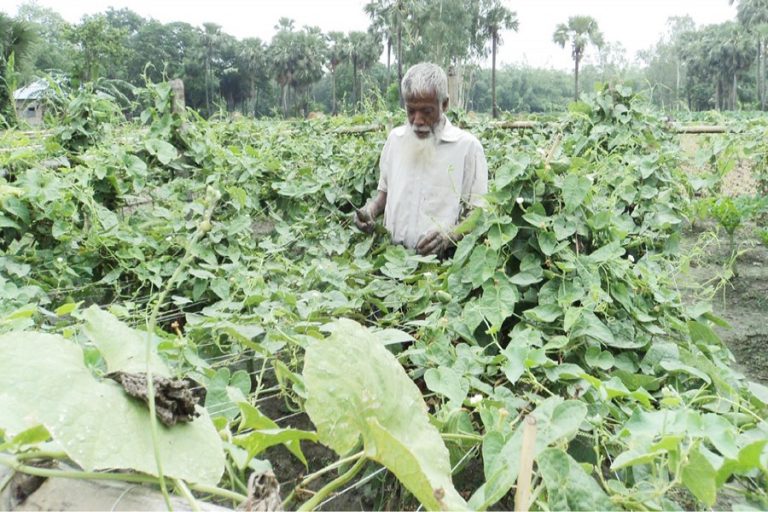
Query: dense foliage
[
  {"left": 1, "top": 81, "right": 767, "bottom": 510},
  {"left": 4, "top": 0, "right": 768, "bottom": 124}
]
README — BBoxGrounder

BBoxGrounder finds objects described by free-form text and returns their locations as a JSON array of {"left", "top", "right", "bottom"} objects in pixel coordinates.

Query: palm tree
[
  {"left": 553, "top": 15, "right": 604, "bottom": 101},
  {"left": 269, "top": 18, "right": 296, "bottom": 116},
  {"left": 202, "top": 22, "right": 222, "bottom": 115},
  {"left": 732, "top": 0, "right": 768, "bottom": 109},
  {"left": 479, "top": 0, "right": 518, "bottom": 118},
  {"left": 364, "top": 1, "right": 395, "bottom": 83},
  {"left": 364, "top": 0, "right": 412, "bottom": 104},
  {"left": 0, "top": 13, "right": 38, "bottom": 126},
  {"left": 348, "top": 31, "right": 382, "bottom": 109},
  {"left": 327, "top": 32, "right": 349, "bottom": 114}
]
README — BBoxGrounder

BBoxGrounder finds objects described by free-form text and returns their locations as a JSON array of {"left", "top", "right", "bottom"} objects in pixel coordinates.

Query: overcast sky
[{"left": 5, "top": 0, "right": 738, "bottom": 70}]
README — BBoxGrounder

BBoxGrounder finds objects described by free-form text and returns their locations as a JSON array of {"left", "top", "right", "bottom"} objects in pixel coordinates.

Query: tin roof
[{"left": 13, "top": 80, "right": 49, "bottom": 100}]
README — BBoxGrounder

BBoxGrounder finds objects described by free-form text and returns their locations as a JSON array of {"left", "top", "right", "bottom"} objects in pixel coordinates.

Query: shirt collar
[{"left": 439, "top": 116, "right": 461, "bottom": 143}]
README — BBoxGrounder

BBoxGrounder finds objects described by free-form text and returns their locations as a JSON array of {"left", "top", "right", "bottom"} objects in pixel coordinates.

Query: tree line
[{"left": 1, "top": 0, "right": 768, "bottom": 126}]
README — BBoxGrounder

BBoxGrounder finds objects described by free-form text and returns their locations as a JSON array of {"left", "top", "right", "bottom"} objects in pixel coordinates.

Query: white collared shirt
[{"left": 377, "top": 117, "right": 488, "bottom": 249}]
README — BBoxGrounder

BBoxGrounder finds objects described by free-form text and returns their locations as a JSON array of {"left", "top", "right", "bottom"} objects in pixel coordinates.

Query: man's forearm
[{"left": 367, "top": 191, "right": 387, "bottom": 218}]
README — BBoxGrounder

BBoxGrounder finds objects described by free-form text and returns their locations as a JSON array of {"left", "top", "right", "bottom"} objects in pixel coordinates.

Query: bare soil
[
  {"left": 677, "top": 132, "right": 768, "bottom": 385},
  {"left": 678, "top": 222, "right": 768, "bottom": 385}
]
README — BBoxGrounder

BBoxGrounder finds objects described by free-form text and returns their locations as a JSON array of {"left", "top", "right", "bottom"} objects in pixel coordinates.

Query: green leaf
[
  {"left": 494, "top": 156, "right": 529, "bottom": 190},
  {"left": 234, "top": 403, "right": 318, "bottom": 467},
  {"left": 487, "top": 222, "right": 518, "bottom": 251},
  {"left": 470, "top": 397, "right": 587, "bottom": 509},
  {"left": 682, "top": 444, "right": 717, "bottom": 506},
  {"left": 538, "top": 448, "right": 613, "bottom": 511},
  {"left": 0, "top": 332, "right": 224, "bottom": 485},
  {"left": 561, "top": 175, "right": 592, "bottom": 212},
  {"left": 466, "top": 245, "right": 497, "bottom": 288},
  {"left": 509, "top": 271, "right": 543, "bottom": 287},
  {"left": 553, "top": 216, "right": 577, "bottom": 240},
  {"left": 716, "top": 440, "right": 768, "bottom": 486},
  {"left": 571, "top": 312, "right": 615, "bottom": 347},
  {"left": 523, "top": 304, "right": 562, "bottom": 323},
  {"left": 81, "top": 305, "right": 170, "bottom": 377},
  {"left": 55, "top": 301, "right": 81, "bottom": 317},
  {"left": 501, "top": 346, "right": 527, "bottom": 384},
  {"left": 687, "top": 320, "right": 721, "bottom": 348},
  {"left": 124, "top": 153, "right": 148, "bottom": 175},
  {"left": 585, "top": 346, "right": 615, "bottom": 370},
  {"left": 537, "top": 230, "right": 559, "bottom": 256},
  {"left": 210, "top": 277, "right": 230, "bottom": 300},
  {"left": 303, "top": 319, "right": 467, "bottom": 511},
  {"left": 0, "top": 214, "right": 20, "bottom": 230},
  {"left": 476, "top": 274, "right": 518, "bottom": 328},
  {"left": 145, "top": 138, "right": 178, "bottom": 165},
  {"left": 0, "top": 424, "right": 50, "bottom": 451},
  {"left": 374, "top": 328, "right": 415, "bottom": 345},
  {"left": 424, "top": 367, "right": 469, "bottom": 407},
  {"left": 205, "top": 368, "right": 250, "bottom": 421},
  {"left": 585, "top": 241, "right": 624, "bottom": 263}
]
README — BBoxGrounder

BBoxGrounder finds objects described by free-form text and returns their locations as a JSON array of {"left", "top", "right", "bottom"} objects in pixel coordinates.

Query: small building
[{"left": 13, "top": 79, "right": 49, "bottom": 126}]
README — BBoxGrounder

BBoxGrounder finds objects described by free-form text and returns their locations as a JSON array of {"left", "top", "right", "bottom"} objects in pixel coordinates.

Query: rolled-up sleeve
[{"left": 463, "top": 138, "right": 488, "bottom": 209}]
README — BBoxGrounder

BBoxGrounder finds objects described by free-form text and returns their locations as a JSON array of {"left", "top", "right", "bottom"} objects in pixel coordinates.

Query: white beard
[{"left": 402, "top": 117, "right": 444, "bottom": 169}]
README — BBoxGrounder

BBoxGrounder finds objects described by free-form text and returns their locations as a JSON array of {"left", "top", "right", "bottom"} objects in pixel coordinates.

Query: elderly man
[{"left": 354, "top": 62, "right": 488, "bottom": 256}]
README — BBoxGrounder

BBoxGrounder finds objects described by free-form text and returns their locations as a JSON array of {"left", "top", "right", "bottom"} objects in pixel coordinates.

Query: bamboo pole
[
  {"left": 514, "top": 415, "right": 538, "bottom": 512},
  {"left": 328, "top": 121, "right": 731, "bottom": 134},
  {"left": 672, "top": 124, "right": 729, "bottom": 134}
]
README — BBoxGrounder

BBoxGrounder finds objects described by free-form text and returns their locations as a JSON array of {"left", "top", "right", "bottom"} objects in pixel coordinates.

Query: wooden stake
[{"left": 514, "top": 415, "right": 538, "bottom": 512}]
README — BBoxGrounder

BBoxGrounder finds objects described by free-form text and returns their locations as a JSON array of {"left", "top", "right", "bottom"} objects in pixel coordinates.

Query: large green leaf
[
  {"left": 682, "top": 444, "right": 717, "bottom": 506},
  {"left": 469, "top": 397, "right": 587, "bottom": 509},
  {"left": 561, "top": 175, "right": 592, "bottom": 212},
  {"left": 475, "top": 274, "right": 518, "bottom": 329},
  {"left": 538, "top": 448, "right": 613, "bottom": 511},
  {"left": 0, "top": 332, "right": 224, "bottom": 485},
  {"left": 424, "top": 367, "right": 469, "bottom": 407},
  {"left": 303, "top": 319, "right": 467, "bottom": 511},
  {"left": 82, "top": 305, "right": 170, "bottom": 377}
]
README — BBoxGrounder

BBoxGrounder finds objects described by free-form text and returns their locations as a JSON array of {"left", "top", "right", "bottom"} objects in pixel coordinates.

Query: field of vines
[{"left": 1, "top": 81, "right": 767, "bottom": 511}]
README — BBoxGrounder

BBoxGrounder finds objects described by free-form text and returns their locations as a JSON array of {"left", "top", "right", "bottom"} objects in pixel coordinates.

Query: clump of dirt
[{"left": 106, "top": 371, "right": 201, "bottom": 426}]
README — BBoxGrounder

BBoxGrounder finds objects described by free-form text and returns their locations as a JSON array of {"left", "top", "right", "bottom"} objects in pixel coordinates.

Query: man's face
[{"left": 406, "top": 92, "right": 447, "bottom": 139}]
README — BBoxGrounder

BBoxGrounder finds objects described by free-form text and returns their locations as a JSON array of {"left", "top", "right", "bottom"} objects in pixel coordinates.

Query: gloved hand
[
  {"left": 416, "top": 230, "right": 455, "bottom": 256},
  {"left": 354, "top": 205, "right": 375, "bottom": 233}
]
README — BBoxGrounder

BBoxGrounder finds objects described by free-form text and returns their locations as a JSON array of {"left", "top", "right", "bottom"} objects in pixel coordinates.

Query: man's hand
[
  {"left": 416, "top": 230, "right": 455, "bottom": 256},
  {"left": 354, "top": 206, "right": 376, "bottom": 233}
]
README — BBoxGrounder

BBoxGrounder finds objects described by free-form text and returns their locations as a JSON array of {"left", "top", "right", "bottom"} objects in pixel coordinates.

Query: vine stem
[
  {"left": 173, "top": 478, "right": 201, "bottom": 512},
  {"left": 282, "top": 450, "right": 365, "bottom": 508},
  {"left": 441, "top": 432, "right": 484, "bottom": 443},
  {"left": 144, "top": 189, "right": 221, "bottom": 510},
  {"left": 0, "top": 454, "right": 248, "bottom": 506},
  {"left": 296, "top": 456, "right": 367, "bottom": 512}
]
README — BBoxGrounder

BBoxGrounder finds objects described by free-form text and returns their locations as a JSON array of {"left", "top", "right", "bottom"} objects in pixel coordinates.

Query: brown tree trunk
[
  {"left": 332, "top": 68, "right": 337, "bottom": 115},
  {"left": 492, "top": 32, "right": 498, "bottom": 118},
  {"left": 447, "top": 64, "right": 459, "bottom": 110},
  {"left": 574, "top": 56, "right": 580, "bottom": 101},
  {"left": 353, "top": 58, "right": 359, "bottom": 109}
]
